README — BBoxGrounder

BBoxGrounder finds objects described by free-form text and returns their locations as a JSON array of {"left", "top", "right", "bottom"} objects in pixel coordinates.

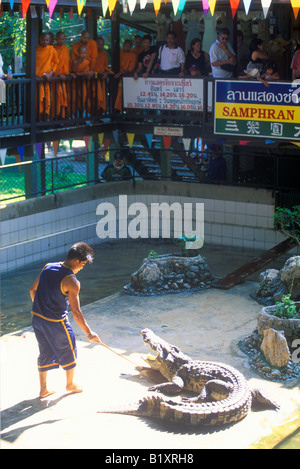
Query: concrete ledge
[{"left": 0, "top": 181, "right": 275, "bottom": 221}]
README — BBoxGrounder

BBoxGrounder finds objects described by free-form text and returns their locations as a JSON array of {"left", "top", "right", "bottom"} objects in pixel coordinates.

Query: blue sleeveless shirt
[{"left": 32, "top": 262, "right": 75, "bottom": 321}]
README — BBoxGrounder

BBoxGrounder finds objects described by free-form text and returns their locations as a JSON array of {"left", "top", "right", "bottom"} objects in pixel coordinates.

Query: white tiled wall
[{"left": 0, "top": 194, "right": 286, "bottom": 274}]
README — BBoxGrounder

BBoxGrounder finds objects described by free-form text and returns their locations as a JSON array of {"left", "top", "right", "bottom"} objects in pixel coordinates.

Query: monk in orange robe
[
  {"left": 114, "top": 40, "right": 137, "bottom": 111},
  {"left": 71, "top": 46, "right": 93, "bottom": 114},
  {"left": 93, "top": 37, "right": 113, "bottom": 113},
  {"left": 53, "top": 31, "right": 71, "bottom": 118},
  {"left": 71, "top": 30, "right": 97, "bottom": 71},
  {"left": 131, "top": 35, "right": 144, "bottom": 60},
  {"left": 36, "top": 33, "right": 59, "bottom": 119}
]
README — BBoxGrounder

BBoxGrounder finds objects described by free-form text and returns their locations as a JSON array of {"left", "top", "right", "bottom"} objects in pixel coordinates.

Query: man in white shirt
[
  {"left": 158, "top": 31, "right": 185, "bottom": 76},
  {"left": 209, "top": 28, "right": 236, "bottom": 79}
]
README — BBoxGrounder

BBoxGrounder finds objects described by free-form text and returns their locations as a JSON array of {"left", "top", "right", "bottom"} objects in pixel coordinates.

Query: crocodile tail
[{"left": 97, "top": 395, "right": 166, "bottom": 418}]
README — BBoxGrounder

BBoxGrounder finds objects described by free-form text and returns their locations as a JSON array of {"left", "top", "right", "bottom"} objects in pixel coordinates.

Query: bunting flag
[
  {"left": 48, "top": 0, "right": 57, "bottom": 17},
  {"left": 52, "top": 140, "right": 59, "bottom": 156},
  {"left": 44, "top": 0, "right": 49, "bottom": 7},
  {"left": 83, "top": 136, "right": 90, "bottom": 151},
  {"left": 98, "top": 132, "right": 104, "bottom": 147},
  {"left": 209, "top": 0, "right": 217, "bottom": 15},
  {"left": 202, "top": 0, "right": 210, "bottom": 15},
  {"left": 21, "top": 0, "right": 31, "bottom": 18},
  {"left": 290, "top": 0, "right": 300, "bottom": 18},
  {"left": 68, "top": 139, "right": 73, "bottom": 150},
  {"left": 35, "top": 142, "right": 43, "bottom": 159},
  {"left": 0, "top": 148, "right": 6, "bottom": 165},
  {"left": 261, "top": 0, "right": 272, "bottom": 18},
  {"left": 112, "top": 129, "right": 119, "bottom": 144},
  {"left": 145, "top": 134, "right": 153, "bottom": 148},
  {"left": 178, "top": 0, "right": 186, "bottom": 14},
  {"left": 9, "top": 0, "right": 14, "bottom": 9},
  {"left": 230, "top": 0, "right": 240, "bottom": 17},
  {"left": 17, "top": 146, "right": 25, "bottom": 161},
  {"left": 182, "top": 138, "right": 191, "bottom": 155},
  {"left": 127, "top": 132, "right": 135, "bottom": 148},
  {"left": 239, "top": 140, "right": 250, "bottom": 145},
  {"left": 108, "top": 0, "right": 117, "bottom": 15},
  {"left": 128, "top": 0, "right": 137, "bottom": 14},
  {"left": 102, "top": 0, "right": 108, "bottom": 17},
  {"left": 103, "top": 138, "right": 111, "bottom": 149},
  {"left": 77, "top": 0, "right": 86, "bottom": 15},
  {"left": 163, "top": 136, "right": 171, "bottom": 150},
  {"left": 153, "top": 0, "right": 161, "bottom": 15},
  {"left": 140, "top": 0, "right": 148, "bottom": 8},
  {"left": 171, "top": 0, "right": 180, "bottom": 14},
  {"left": 243, "top": 0, "right": 252, "bottom": 14}
]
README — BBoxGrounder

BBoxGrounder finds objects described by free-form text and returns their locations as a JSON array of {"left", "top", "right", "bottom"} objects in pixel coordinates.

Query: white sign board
[{"left": 123, "top": 77, "right": 205, "bottom": 112}]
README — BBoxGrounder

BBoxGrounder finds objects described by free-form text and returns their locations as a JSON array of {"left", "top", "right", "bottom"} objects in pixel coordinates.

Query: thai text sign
[
  {"left": 214, "top": 80, "right": 300, "bottom": 141},
  {"left": 123, "top": 77, "right": 204, "bottom": 111}
]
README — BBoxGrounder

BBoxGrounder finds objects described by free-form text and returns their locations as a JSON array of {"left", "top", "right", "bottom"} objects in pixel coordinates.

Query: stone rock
[
  {"left": 127, "top": 254, "right": 213, "bottom": 295},
  {"left": 280, "top": 256, "right": 300, "bottom": 300},
  {"left": 252, "top": 269, "right": 286, "bottom": 305},
  {"left": 260, "top": 328, "right": 290, "bottom": 368}
]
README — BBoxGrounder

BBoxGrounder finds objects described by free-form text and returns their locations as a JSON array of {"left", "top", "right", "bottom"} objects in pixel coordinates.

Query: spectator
[
  {"left": 157, "top": 31, "right": 185, "bottom": 77},
  {"left": 132, "top": 35, "right": 144, "bottom": 58},
  {"left": 258, "top": 61, "right": 280, "bottom": 87},
  {"left": 291, "top": 46, "right": 300, "bottom": 80},
  {"left": 71, "top": 30, "right": 97, "bottom": 71},
  {"left": 185, "top": 38, "right": 210, "bottom": 76},
  {"left": 93, "top": 37, "right": 114, "bottom": 113},
  {"left": 114, "top": 40, "right": 137, "bottom": 111},
  {"left": 236, "top": 30, "right": 249, "bottom": 77},
  {"left": 209, "top": 28, "right": 236, "bottom": 79},
  {"left": 245, "top": 38, "right": 269, "bottom": 77},
  {"left": 134, "top": 35, "right": 158, "bottom": 79},
  {"left": 101, "top": 152, "right": 132, "bottom": 182},
  {"left": 206, "top": 148, "right": 226, "bottom": 184}
]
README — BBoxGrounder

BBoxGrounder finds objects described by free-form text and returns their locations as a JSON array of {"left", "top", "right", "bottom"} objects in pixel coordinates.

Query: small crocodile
[{"left": 100, "top": 328, "right": 279, "bottom": 427}]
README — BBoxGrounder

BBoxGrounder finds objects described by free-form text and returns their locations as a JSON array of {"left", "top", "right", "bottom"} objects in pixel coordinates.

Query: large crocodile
[{"left": 101, "top": 328, "right": 279, "bottom": 427}]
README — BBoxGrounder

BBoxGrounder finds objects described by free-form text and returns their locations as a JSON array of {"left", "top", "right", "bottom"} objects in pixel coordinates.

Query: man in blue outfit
[{"left": 30, "top": 242, "right": 101, "bottom": 398}]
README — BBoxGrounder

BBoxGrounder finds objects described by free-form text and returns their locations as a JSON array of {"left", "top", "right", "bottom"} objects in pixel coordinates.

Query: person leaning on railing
[{"left": 157, "top": 31, "right": 185, "bottom": 77}]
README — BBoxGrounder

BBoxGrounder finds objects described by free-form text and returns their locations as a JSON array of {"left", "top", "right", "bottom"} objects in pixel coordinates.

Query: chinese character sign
[
  {"left": 214, "top": 80, "right": 300, "bottom": 141},
  {"left": 123, "top": 77, "right": 205, "bottom": 112}
]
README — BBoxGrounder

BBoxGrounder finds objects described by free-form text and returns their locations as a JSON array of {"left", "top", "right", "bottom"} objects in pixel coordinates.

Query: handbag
[{"left": 220, "top": 63, "right": 234, "bottom": 72}]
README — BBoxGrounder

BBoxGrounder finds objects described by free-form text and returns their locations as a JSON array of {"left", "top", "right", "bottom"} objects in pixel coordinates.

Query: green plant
[
  {"left": 273, "top": 206, "right": 300, "bottom": 246},
  {"left": 147, "top": 250, "right": 159, "bottom": 259},
  {"left": 275, "top": 294, "right": 299, "bottom": 319}
]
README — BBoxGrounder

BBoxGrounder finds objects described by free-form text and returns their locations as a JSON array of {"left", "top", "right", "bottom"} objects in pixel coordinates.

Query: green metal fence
[{"left": 0, "top": 151, "right": 106, "bottom": 203}]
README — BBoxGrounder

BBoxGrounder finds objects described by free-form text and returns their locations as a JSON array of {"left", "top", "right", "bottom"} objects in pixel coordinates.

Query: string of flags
[{"left": 7, "top": 0, "right": 300, "bottom": 20}]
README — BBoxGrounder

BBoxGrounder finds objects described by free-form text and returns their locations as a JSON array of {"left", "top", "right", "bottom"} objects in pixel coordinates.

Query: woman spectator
[{"left": 185, "top": 38, "right": 210, "bottom": 76}]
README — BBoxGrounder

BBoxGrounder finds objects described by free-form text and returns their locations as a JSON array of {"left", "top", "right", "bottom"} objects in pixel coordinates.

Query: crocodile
[{"left": 100, "top": 328, "right": 279, "bottom": 427}]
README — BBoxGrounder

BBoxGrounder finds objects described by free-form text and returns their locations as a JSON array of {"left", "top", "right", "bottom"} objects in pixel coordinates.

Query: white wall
[{"left": 0, "top": 183, "right": 287, "bottom": 274}]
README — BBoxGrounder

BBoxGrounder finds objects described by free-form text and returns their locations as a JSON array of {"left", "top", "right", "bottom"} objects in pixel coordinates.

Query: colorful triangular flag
[
  {"left": 243, "top": 0, "right": 252, "bottom": 14},
  {"left": 145, "top": 134, "right": 153, "bottom": 148},
  {"left": 182, "top": 138, "right": 191, "bottom": 155},
  {"left": 128, "top": 0, "right": 136, "bottom": 14},
  {"left": 0, "top": 148, "right": 7, "bottom": 165},
  {"left": 98, "top": 133, "right": 104, "bottom": 147},
  {"left": 35, "top": 142, "right": 43, "bottom": 159},
  {"left": 140, "top": 0, "right": 148, "bottom": 8},
  {"left": 102, "top": 0, "right": 108, "bottom": 16},
  {"left": 48, "top": 0, "right": 58, "bottom": 17},
  {"left": 21, "top": 0, "right": 31, "bottom": 18},
  {"left": 163, "top": 136, "right": 171, "bottom": 150},
  {"left": 171, "top": 0, "right": 180, "bottom": 14},
  {"left": 260, "top": 0, "right": 272, "bottom": 18},
  {"left": 209, "top": 0, "right": 217, "bottom": 15},
  {"left": 127, "top": 133, "right": 135, "bottom": 148},
  {"left": 112, "top": 129, "right": 119, "bottom": 144},
  {"left": 83, "top": 136, "right": 90, "bottom": 151},
  {"left": 153, "top": 0, "right": 161, "bottom": 15},
  {"left": 108, "top": 0, "right": 117, "bottom": 14},
  {"left": 230, "top": 0, "right": 240, "bottom": 17},
  {"left": 17, "top": 146, "right": 25, "bottom": 161},
  {"left": 290, "top": 0, "right": 300, "bottom": 18},
  {"left": 53, "top": 140, "right": 60, "bottom": 156},
  {"left": 202, "top": 0, "right": 210, "bottom": 15}
]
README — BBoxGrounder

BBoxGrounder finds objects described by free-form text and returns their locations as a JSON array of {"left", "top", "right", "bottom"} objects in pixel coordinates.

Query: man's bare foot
[
  {"left": 39, "top": 390, "right": 56, "bottom": 399},
  {"left": 66, "top": 383, "right": 83, "bottom": 394}
]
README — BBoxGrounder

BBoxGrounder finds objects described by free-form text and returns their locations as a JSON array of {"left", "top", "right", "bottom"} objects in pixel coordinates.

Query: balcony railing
[{"left": 0, "top": 75, "right": 299, "bottom": 146}]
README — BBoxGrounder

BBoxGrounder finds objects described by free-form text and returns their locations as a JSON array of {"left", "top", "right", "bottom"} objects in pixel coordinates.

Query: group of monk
[{"left": 36, "top": 30, "right": 113, "bottom": 119}]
